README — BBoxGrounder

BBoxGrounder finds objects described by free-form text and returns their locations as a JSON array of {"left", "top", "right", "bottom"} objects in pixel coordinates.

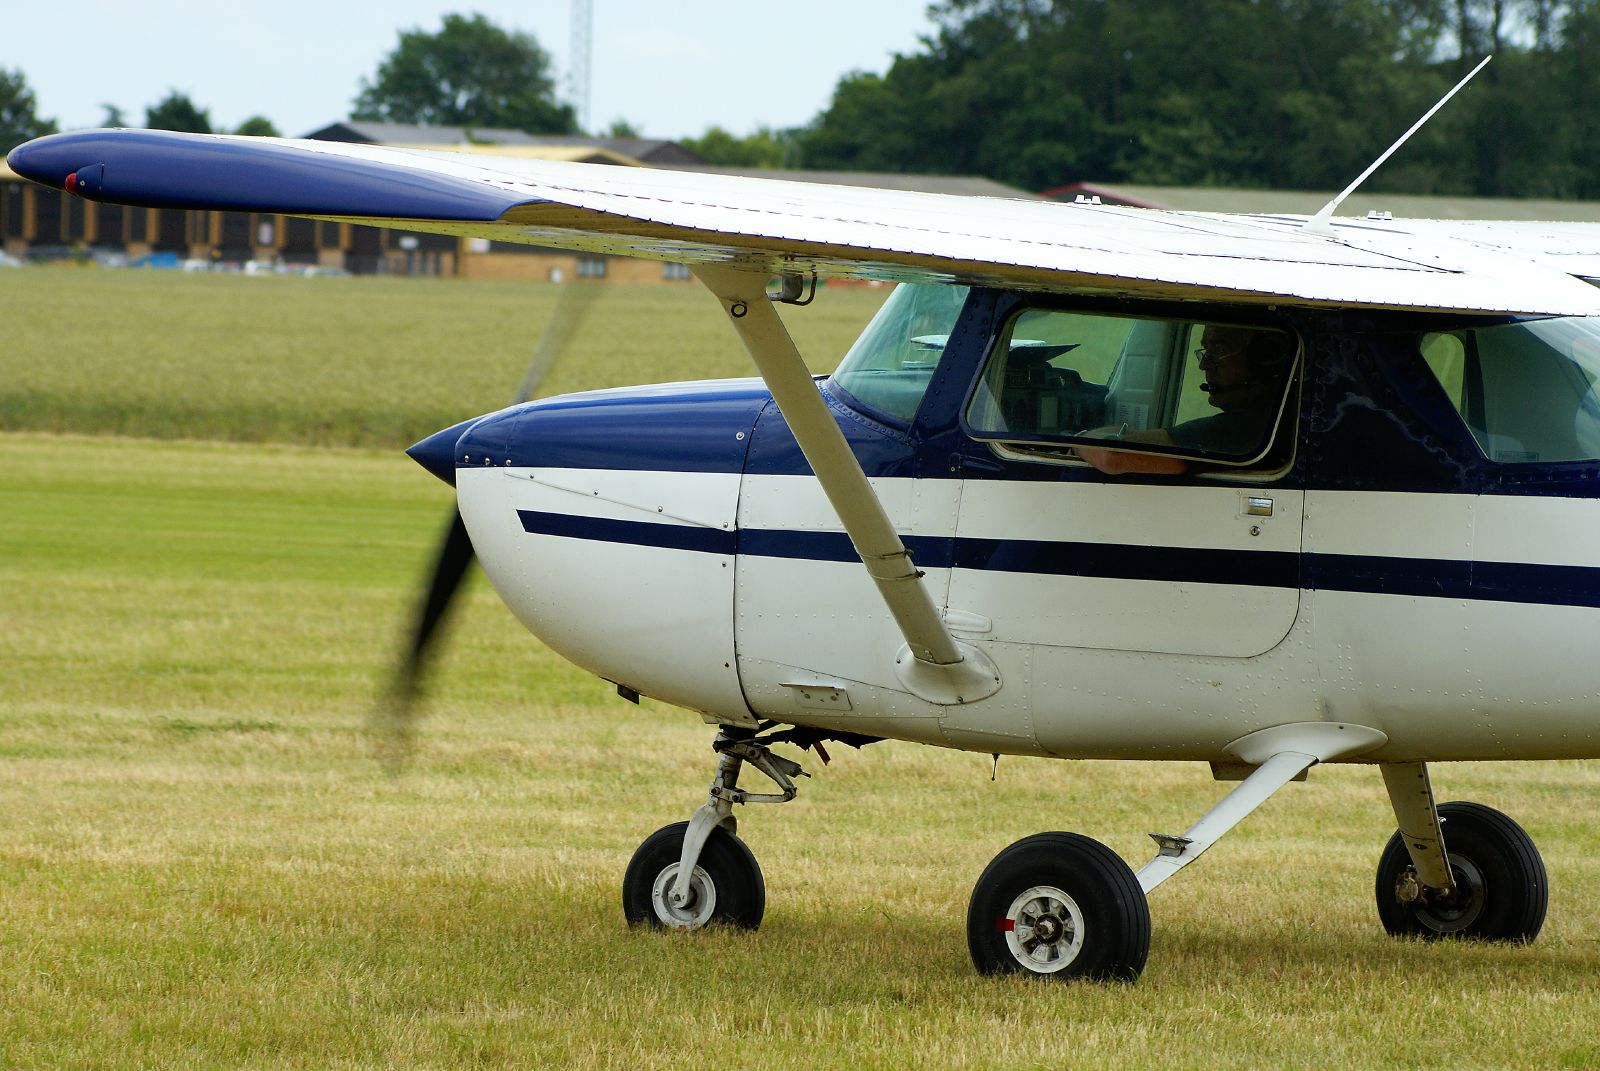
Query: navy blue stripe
[
  {"left": 1306, "top": 553, "right": 1600, "bottom": 608},
  {"left": 1471, "top": 560, "right": 1600, "bottom": 607},
  {"left": 738, "top": 529, "right": 953, "bottom": 566},
  {"left": 1304, "top": 553, "right": 1473, "bottom": 600},
  {"left": 953, "top": 539, "right": 1299, "bottom": 587},
  {"left": 518, "top": 511, "right": 736, "bottom": 555},
  {"left": 517, "top": 510, "right": 1600, "bottom": 609}
]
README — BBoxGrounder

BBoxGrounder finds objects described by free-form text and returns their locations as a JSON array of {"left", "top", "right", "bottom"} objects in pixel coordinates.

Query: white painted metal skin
[
  {"left": 463, "top": 455, "right": 1600, "bottom": 764},
  {"left": 205, "top": 135, "right": 1600, "bottom": 317},
  {"left": 456, "top": 466, "right": 750, "bottom": 722}
]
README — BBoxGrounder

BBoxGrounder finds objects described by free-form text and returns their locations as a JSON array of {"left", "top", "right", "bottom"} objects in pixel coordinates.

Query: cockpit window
[
  {"left": 1421, "top": 317, "right": 1600, "bottom": 463},
  {"left": 964, "top": 307, "right": 1297, "bottom": 469},
  {"left": 829, "top": 283, "right": 970, "bottom": 423}
]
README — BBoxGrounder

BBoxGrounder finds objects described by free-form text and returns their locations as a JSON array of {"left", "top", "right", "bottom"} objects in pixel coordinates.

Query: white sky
[{"left": 6, "top": 1, "right": 939, "bottom": 141}]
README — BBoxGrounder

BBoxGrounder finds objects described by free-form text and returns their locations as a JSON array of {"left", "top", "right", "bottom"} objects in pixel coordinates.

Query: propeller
[{"left": 377, "top": 277, "right": 600, "bottom": 764}]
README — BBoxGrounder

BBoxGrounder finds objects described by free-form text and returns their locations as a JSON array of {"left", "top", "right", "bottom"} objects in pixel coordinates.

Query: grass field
[
  {"left": 6, "top": 272, "right": 1600, "bottom": 1068},
  {"left": 0, "top": 268, "right": 886, "bottom": 447}
]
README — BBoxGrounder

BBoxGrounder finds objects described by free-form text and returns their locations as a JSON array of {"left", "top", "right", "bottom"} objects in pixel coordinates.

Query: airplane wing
[{"left": 11, "top": 128, "right": 1600, "bottom": 318}]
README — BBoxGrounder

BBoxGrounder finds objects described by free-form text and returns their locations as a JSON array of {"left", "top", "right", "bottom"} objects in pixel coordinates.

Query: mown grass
[
  {"left": 5, "top": 433, "right": 1600, "bottom": 1069},
  {"left": 6, "top": 272, "right": 1600, "bottom": 1067},
  {"left": 0, "top": 267, "right": 887, "bottom": 448}
]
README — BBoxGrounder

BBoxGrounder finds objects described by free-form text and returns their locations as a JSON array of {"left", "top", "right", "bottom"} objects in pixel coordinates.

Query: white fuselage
[{"left": 458, "top": 463, "right": 1600, "bottom": 764}]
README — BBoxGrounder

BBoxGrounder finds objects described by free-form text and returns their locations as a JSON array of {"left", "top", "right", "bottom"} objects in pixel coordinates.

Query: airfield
[{"left": 5, "top": 268, "right": 1600, "bottom": 1068}]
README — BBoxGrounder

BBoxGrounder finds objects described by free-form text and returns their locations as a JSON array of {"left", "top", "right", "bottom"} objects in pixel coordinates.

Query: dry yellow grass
[{"left": 4, "top": 433, "right": 1600, "bottom": 1069}]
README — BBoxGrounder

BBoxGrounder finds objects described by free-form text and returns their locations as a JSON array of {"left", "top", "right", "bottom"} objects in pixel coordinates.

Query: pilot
[{"left": 1077, "top": 326, "right": 1291, "bottom": 474}]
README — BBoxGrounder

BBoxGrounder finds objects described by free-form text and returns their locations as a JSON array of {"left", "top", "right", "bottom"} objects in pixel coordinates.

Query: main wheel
[
  {"left": 622, "top": 821, "right": 765, "bottom": 930},
  {"left": 967, "top": 832, "right": 1150, "bottom": 982},
  {"left": 1375, "top": 801, "right": 1546, "bottom": 942}
]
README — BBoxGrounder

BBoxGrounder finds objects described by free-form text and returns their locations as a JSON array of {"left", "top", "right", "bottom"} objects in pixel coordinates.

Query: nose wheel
[
  {"left": 622, "top": 727, "right": 816, "bottom": 932},
  {"left": 623, "top": 820, "right": 765, "bottom": 930}
]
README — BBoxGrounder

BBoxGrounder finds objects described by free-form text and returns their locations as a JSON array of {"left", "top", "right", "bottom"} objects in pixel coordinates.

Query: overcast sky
[{"left": 6, "top": 1, "right": 939, "bottom": 140}]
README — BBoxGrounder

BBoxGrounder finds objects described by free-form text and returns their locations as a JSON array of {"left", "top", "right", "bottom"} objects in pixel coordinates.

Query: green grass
[
  {"left": 6, "top": 272, "right": 1600, "bottom": 1067},
  {"left": 5, "top": 433, "right": 1600, "bottom": 1069},
  {"left": 0, "top": 268, "right": 888, "bottom": 447}
]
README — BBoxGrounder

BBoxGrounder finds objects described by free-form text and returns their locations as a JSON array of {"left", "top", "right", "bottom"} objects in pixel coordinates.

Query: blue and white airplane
[{"left": 13, "top": 125, "right": 1600, "bottom": 982}]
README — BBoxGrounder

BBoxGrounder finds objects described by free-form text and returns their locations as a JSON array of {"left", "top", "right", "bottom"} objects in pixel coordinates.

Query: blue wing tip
[{"left": 5, "top": 128, "right": 526, "bottom": 221}]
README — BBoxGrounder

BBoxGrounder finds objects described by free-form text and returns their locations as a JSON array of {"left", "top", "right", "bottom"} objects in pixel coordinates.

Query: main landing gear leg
[
  {"left": 1375, "top": 762, "right": 1547, "bottom": 941},
  {"left": 967, "top": 751, "right": 1318, "bottom": 983},
  {"left": 621, "top": 728, "right": 808, "bottom": 931},
  {"left": 967, "top": 723, "right": 1389, "bottom": 982}
]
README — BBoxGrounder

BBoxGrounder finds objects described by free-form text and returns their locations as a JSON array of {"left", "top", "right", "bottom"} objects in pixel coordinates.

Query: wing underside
[{"left": 11, "top": 129, "right": 1600, "bottom": 317}]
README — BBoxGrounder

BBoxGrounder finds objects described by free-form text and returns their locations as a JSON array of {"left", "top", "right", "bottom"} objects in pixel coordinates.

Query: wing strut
[{"left": 693, "top": 264, "right": 1000, "bottom": 705}]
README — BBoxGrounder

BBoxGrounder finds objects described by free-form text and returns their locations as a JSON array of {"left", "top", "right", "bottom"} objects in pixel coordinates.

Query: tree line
[
  {"left": 791, "top": 0, "right": 1600, "bottom": 197},
  {"left": 8, "top": 3, "right": 1600, "bottom": 198}
]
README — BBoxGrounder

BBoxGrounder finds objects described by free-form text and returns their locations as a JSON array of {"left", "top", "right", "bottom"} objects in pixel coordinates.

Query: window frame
[
  {"left": 959, "top": 302, "right": 1303, "bottom": 475},
  {"left": 1416, "top": 316, "right": 1600, "bottom": 466}
]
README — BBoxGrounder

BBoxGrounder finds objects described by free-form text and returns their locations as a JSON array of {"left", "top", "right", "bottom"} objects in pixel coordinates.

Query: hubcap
[
  {"left": 1408, "top": 856, "right": 1488, "bottom": 934},
  {"left": 1003, "top": 885, "right": 1085, "bottom": 973},
  {"left": 651, "top": 863, "right": 717, "bottom": 928}
]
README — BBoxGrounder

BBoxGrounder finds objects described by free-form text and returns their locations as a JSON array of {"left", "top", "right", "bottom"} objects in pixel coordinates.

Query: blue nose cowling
[{"left": 407, "top": 417, "right": 482, "bottom": 487}]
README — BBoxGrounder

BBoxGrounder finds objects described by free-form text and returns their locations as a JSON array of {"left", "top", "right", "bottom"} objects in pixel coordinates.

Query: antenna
[
  {"left": 1303, "top": 54, "right": 1491, "bottom": 235},
  {"left": 569, "top": 0, "right": 594, "bottom": 133}
]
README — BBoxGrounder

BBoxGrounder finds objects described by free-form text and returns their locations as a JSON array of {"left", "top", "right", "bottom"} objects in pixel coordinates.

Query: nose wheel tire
[
  {"left": 1376, "top": 801, "right": 1547, "bottom": 943},
  {"left": 967, "top": 832, "right": 1150, "bottom": 982},
  {"left": 622, "top": 821, "right": 765, "bottom": 931}
]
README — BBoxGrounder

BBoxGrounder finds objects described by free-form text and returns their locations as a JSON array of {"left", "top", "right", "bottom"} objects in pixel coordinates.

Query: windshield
[
  {"left": 1421, "top": 316, "right": 1600, "bottom": 463},
  {"left": 829, "top": 283, "right": 970, "bottom": 423}
]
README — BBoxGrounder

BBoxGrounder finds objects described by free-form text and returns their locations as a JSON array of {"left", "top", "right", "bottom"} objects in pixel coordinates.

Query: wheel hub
[
  {"left": 651, "top": 863, "right": 717, "bottom": 929},
  {"left": 1003, "top": 885, "right": 1085, "bottom": 974},
  {"left": 1410, "top": 856, "right": 1487, "bottom": 934}
]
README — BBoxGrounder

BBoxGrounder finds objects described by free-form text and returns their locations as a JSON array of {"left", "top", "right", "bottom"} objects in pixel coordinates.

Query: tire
[
  {"left": 1375, "top": 801, "right": 1547, "bottom": 942},
  {"left": 967, "top": 832, "right": 1150, "bottom": 982},
  {"left": 622, "top": 821, "right": 765, "bottom": 930}
]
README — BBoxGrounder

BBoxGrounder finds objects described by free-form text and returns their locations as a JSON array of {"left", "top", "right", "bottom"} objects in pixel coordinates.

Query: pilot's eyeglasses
[{"left": 1195, "top": 345, "right": 1246, "bottom": 365}]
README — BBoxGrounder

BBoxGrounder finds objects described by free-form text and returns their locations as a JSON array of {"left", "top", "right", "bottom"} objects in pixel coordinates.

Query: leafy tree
[
  {"left": 604, "top": 118, "right": 641, "bottom": 138},
  {"left": 682, "top": 125, "right": 798, "bottom": 168},
  {"left": 353, "top": 13, "right": 576, "bottom": 134},
  {"left": 792, "top": 0, "right": 1589, "bottom": 196},
  {"left": 1, "top": 68, "right": 56, "bottom": 153},
  {"left": 145, "top": 91, "right": 212, "bottom": 133},
  {"left": 234, "top": 116, "right": 281, "bottom": 137},
  {"left": 99, "top": 103, "right": 128, "bottom": 127}
]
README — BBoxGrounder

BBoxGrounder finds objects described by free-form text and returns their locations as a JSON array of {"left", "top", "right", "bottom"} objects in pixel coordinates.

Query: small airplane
[{"left": 14, "top": 69, "right": 1600, "bottom": 980}]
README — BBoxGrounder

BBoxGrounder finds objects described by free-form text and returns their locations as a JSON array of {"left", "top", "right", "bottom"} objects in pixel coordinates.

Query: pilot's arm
[{"left": 1073, "top": 424, "right": 1187, "bottom": 475}]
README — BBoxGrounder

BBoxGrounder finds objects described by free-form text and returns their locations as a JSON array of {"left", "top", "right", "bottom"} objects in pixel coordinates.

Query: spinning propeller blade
[
  {"left": 397, "top": 508, "right": 476, "bottom": 702},
  {"left": 381, "top": 279, "right": 599, "bottom": 758}
]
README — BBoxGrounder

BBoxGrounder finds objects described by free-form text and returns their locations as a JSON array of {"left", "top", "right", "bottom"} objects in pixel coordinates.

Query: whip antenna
[{"left": 1303, "top": 54, "right": 1491, "bottom": 235}]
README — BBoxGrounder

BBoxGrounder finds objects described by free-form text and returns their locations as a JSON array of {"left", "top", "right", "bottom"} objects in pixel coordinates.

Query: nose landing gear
[{"left": 622, "top": 728, "right": 810, "bottom": 931}]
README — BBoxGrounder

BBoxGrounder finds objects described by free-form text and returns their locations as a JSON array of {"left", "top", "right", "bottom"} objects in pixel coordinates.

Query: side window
[
  {"left": 1420, "top": 317, "right": 1600, "bottom": 463},
  {"left": 965, "top": 308, "right": 1297, "bottom": 469},
  {"left": 829, "top": 283, "right": 971, "bottom": 424}
]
